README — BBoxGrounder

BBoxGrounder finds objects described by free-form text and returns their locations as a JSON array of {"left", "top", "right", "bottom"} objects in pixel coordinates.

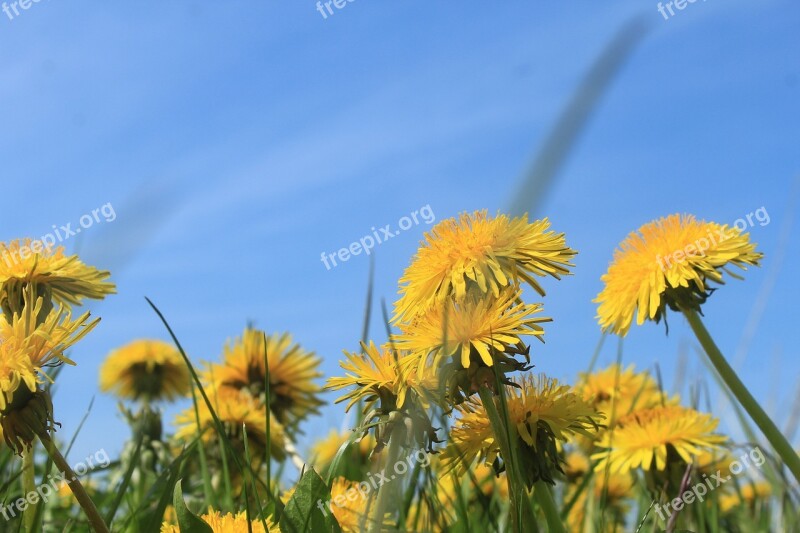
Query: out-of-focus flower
[
  {"left": 173, "top": 387, "right": 286, "bottom": 462},
  {"left": 99, "top": 339, "right": 190, "bottom": 402},
  {"left": 201, "top": 328, "right": 323, "bottom": 434},
  {"left": 160, "top": 509, "right": 278, "bottom": 532},
  {"left": 576, "top": 364, "right": 674, "bottom": 426}
]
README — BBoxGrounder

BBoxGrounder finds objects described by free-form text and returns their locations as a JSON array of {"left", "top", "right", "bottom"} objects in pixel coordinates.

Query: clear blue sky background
[{"left": 2, "top": 1, "right": 798, "bottom": 467}]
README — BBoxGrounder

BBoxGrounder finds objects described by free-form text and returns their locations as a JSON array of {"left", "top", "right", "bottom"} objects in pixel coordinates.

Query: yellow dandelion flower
[
  {"left": 161, "top": 509, "right": 278, "bottom": 532},
  {"left": 564, "top": 451, "right": 591, "bottom": 480},
  {"left": 326, "top": 341, "right": 414, "bottom": 412},
  {"left": 595, "top": 214, "right": 761, "bottom": 336},
  {"left": 592, "top": 405, "right": 727, "bottom": 473},
  {"left": 202, "top": 328, "right": 323, "bottom": 432},
  {"left": 0, "top": 239, "right": 114, "bottom": 314},
  {"left": 576, "top": 364, "right": 674, "bottom": 425},
  {"left": 173, "top": 387, "right": 286, "bottom": 462},
  {"left": 0, "top": 293, "right": 98, "bottom": 412},
  {"left": 323, "top": 477, "right": 391, "bottom": 533},
  {"left": 719, "top": 481, "right": 772, "bottom": 513},
  {"left": 566, "top": 469, "right": 634, "bottom": 532},
  {"left": 310, "top": 429, "right": 373, "bottom": 471},
  {"left": 443, "top": 374, "right": 602, "bottom": 486},
  {"left": 394, "top": 288, "right": 548, "bottom": 370},
  {"left": 394, "top": 210, "right": 576, "bottom": 322},
  {"left": 99, "top": 339, "right": 190, "bottom": 402}
]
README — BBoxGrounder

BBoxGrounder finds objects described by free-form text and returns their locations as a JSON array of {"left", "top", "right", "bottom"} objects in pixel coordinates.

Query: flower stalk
[
  {"left": 35, "top": 427, "right": 110, "bottom": 533},
  {"left": 683, "top": 308, "right": 800, "bottom": 484}
]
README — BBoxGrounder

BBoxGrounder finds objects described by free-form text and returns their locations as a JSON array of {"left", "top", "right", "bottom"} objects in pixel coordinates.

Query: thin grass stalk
[{"left": 533, "top": 481, "right": 565, "bottom": 533}]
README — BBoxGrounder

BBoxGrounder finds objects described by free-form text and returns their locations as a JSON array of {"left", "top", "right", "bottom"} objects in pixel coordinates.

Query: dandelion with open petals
[
  {"left": 161, "top": 509, "right": 279, "bottom": 532},
  {"left": 595, "top": 214, "right": 761, "bottom": 336},
  {"left": 173, "top": 387, "right": 286, "bottom": 463},
  {"left": 594, "top": 215, "right": 800, "bottom": 484},
  {"left": 326, "top": 342, "right": 438, "bottom": 453},
  {"left": 592, "top": 405, "right": 727, "bottom": 474},
  {"left": 395, "top": 288, "right": 548, "bottom": 371},
  {"left": 201, "top": 328, "right": 323, "bottom": 434},
  {"left": 576, "top": 364, "right": 674, "bottom": 426},
  {"left": 394, "top": 210, "right": 575, "bottom": 322},
  {"left": 0, "top": 296, "right": 98, "bottom": 412},
  {"left": 0, "top": 239, "right": 115, "bottom": 320},
  {"left": 442, "top": 374, "right": 602, "bottom": 487},
  {"left": 326, "top": 341, "right": 417, "bottom": 413},
  {"left": 99, "top": 340, "right": 190, "bottom": 402}
]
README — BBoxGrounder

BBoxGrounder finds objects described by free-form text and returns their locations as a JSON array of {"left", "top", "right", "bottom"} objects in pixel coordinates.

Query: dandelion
[
  {"left": 326, "top": 341, "right": 417, "bottom": 413},
  {"left": 591, "top": 405, "right": 727, "bottom": 474},
  {"left": 202, "top": 328, "right": 323, "bottom": 434},
  {"left": 309, "top": 429, "right": 373, "bottom": 473},
  {"left": 326, "top": 342, "right": 437, "bottom": 453},
  {"left": 0, "top": 291, "right": 99, "bottom": 447},
  {"left": 395, "top": 288, "right": 548, "bottom": 371},
  {"left": 173, "top": 387, "right": 286, "bottom": 463},
  {"left": 324, "top": 477, "right": 392, "bottom": 532},
  {"left": 719, "top": 481, "right": 772, "bottom": 513},
  {"left": 443, "top": 374, "right": 602, "bottom": 487},
  {"left": 565, "top": 468, "right": 634, "bottom": 532},
  {"left": 160, "top": 509, "right": 279, "bottom": 532},
  {"left": 99, "top": 340, "right": 190, "bottom": 403},
  {"left": 596, "top": 214, "right": 800, "bottom": 483},
  {"left": 394, "top": 210, "right": 575, "bottom": 322},
  {"left": 0, "top": 239, "right": 114, "bottom": 319},
  {"left": 575, "top": 364, "right": 673, "bottom": 426},
  {"left": 595, "top": 214, "right": 760, "bottom": 336}
]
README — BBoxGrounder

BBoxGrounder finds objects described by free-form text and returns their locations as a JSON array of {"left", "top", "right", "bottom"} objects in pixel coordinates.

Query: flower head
[
  {"left": 592, "top": 405, "right": 727, "bottom": 473},
  {"left": 161, "top": 509, "right": 278, "bottom": 533},
  {"left": 576, "top": 364, "right": 674, "bottom": 426},
  {"left": 395, "top": 288, "right": 548, "bottom": 371},
  {"left": 173, "top": 387, "right": 286, "bottom": 462},
  {"left": 324, "top": 477, "right": 392, "bottom": 532},
  {"left": 326, "top": 342, "right": 439, "bottom": 453},
  {"left": 394, "top": 211, "right": 575, "bottom": 322},
  {"left": 0, "top": 239, "right": 114, "bottom": 317},
  {"left": 326, "top": 341, "right": 415, "bottom": 413},
  {"left": 99, "top": 339, "right": 190, "bottom": 402},
  {"left": 595, "top": 214, "right": 761, "bottom": 336},
  {"left": 309, "top": 429, "right": 373, "bottom": 473},
  {"left": 201, "top": 328, "right": 323, "bottom": 433},
  {"left": 443, "top": 374, "right": 602, "bottom": 486},
  {"left": 0, "top": 293, "right": 98, "bottom": 412}
]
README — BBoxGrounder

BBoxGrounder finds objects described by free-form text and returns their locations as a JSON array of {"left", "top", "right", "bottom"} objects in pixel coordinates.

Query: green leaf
[
  {"left": 280, "top": 470, "right": 341, "bottom": 533},
  {"left": 173, "top": 479, "right": 213, "bottom": 533}
]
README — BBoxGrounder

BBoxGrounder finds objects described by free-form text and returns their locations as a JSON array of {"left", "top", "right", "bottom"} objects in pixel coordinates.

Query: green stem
[
  {"left": 534, "top": 481, "right": 565, "bottom": 533},
  {"left": 22, "top": 448, "right": 36, "bottom": 530},
  {"left": 478, "top": 386, "right": 524, "bottom": 533},
  {"left": 683, "top": 308, "right": 800, "bottom": 484},
  {"left": 36, "top": 428, "right": 110, "bottom": 533},
  {"left": 369, "top": 422, "right": 403, "bottom": 533}
]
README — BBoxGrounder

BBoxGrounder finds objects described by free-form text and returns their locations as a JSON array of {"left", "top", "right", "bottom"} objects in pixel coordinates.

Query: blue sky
[{"left": 2, "top": 1, "right": 798, "bottom": 467}]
